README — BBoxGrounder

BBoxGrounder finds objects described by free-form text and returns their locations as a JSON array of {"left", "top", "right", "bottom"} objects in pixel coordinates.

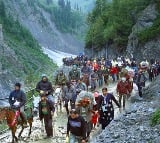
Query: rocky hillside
[
  {"left": 0, "top": 1, "right": 57, "bottom": 97},
  {"left": 127, "top": 3, "right": 160, "bottom": 60},
  {"left": 85, "top": 0, "right": 160, "bottom": 60},
  {"left": 0, "top": 0, "right": 96, "bottom": 99},
  {"left": 3, "top": 0, "right": 85, "bottom": 54}
]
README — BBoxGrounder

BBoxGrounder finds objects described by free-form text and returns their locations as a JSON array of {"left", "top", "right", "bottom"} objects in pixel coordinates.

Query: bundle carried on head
[{"left": 78, "top": 97, "right": 90, "bottom": 107}]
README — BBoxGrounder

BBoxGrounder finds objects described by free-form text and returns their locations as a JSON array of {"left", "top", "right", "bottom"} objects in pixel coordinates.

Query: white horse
[
  {"left": 33, "top": 95, "right": 40, "bottom": 116},
  {"left": 53, "top": 87, "right": 63, "bottom": 113}
]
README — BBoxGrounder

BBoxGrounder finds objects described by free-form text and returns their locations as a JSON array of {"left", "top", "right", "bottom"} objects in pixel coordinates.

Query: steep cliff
[{"left": 127, "top": 3, "right": 160, "bottom": 60}]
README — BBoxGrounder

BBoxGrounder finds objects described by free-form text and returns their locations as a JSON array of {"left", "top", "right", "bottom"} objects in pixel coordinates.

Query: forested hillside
[
  {"left": 37, "top": 0, "right": 86, "bottom": 35},
  {"left": 85, "top": 0, "right": 160, "bottom": 56},
  {"left": 0, "top": 0, "right": 57, "bottom": 88}
]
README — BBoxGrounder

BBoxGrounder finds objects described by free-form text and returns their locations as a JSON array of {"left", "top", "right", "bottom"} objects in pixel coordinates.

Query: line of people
[{"left": 8, "top": 55, "right": 160, "bottom": 142}]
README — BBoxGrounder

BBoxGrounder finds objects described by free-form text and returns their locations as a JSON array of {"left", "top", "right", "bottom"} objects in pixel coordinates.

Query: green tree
[{"left": 85, "top": 0, "right": 151, "bottom": 52}]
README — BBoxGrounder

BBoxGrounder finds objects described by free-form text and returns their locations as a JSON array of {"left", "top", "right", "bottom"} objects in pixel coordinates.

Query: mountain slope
[
  {"left": 85, "top": 0, "right": 160, "bottom": 59},
  {"left": 4, "top": 0, "right": 84, "bottom": 54},
  {"left": 0, "top": 0, "right": 57, "bottom": 96}
]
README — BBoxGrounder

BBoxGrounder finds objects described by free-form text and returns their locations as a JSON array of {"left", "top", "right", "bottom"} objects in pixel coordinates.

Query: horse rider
[
  {"left": 36, "top": 74, "right": 54, "bottom": 104},
  {"left": 69, "top": 64, "right": 80, "bottom": 82},
  {"left": 9, "top": 83, "right": 28, "bottom": 127},
  {"left": 55, "top": 69, "right": 67, "bottom": 87},
  {"left": 81, "top": 63, "right": 92, "bottom": 88}
]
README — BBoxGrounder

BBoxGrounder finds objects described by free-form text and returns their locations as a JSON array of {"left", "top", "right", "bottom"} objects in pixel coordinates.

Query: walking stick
[
  {"left": 52, "top": 114, "right": 56, "bottom": 137},
  {"left": 41, "top": 120, "right": 45, "bottom": 133}
]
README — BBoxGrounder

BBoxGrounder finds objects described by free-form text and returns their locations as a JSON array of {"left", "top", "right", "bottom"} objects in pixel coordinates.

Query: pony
[
  {"left": 53, "top": 87, "right": 63, "bottom": 113},
  {"left": 0, "top": 107, "right": 33, "bottom": 143},
  {"left": 33, "top": 95, "right": 40, "bottom": 116},
  {"left": 82, "top": 74, "right": 90, "bottom": 90}
]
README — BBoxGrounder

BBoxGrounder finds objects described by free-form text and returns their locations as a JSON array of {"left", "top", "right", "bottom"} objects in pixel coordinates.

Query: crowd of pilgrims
[{"left": 8, "top": 54, "right": 160, "bottom": 143}]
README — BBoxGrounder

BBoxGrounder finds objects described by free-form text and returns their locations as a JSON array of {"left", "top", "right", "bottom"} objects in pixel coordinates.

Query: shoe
[
  {"left": 139, "top": 97, "right": 143, "bottom": 100},
  {"left": 43, "top": 136, "right": 52, "bottom": 139},
  {"left": 23, "top": 123, "right": 29, "bottom": 128}
]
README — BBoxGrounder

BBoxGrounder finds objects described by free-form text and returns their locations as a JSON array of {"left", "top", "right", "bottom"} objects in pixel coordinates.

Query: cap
[
  {"left": 41, "top": 74, "right": 47, "bottom": 78},
  {"left": 15, "top": 83, "right": 21, "bottom": 88},
  {"left": 70, "top": 109, "right": 78, "bottom": 114}
]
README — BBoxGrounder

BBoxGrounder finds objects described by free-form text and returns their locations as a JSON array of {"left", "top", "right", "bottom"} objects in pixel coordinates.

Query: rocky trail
[
  {"left": 0, "top": 63, "right": 160, "bottom": 143},
  {"left": 91, "top": 81, "right": 160, "bottom": 143},
  {"left": 0, "top": 81, "right": 146, "bottom": 143}
]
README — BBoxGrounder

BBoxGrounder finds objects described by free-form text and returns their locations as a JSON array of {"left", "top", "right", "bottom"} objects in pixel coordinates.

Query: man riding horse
[
  {"left": 69, "top": 64, "right": 80, "bottom": 82},
  {"left": 55, "top": 70, "right": 67, "bottom": 87},
  {"left": 36, "top": 74, "right": 54, "bottom": 104},
  {"left": 81, "top": 63, "right": 92, "bottom": 89},
  {"left": 9, "top": 83, "right": 28, "bottom": 128}
]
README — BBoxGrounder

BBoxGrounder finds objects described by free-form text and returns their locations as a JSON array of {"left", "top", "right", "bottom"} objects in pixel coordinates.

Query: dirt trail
[{"left": 1, "top": 80, "right": 149, "bottom": 143}]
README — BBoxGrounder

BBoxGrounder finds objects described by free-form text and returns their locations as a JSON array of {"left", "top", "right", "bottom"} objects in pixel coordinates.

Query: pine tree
[
  {"left": 46, "top": 0, "right": 52, "bottom": 5},
  {"left": 58, "top": 0, "right": 65, "bottom": 8}
]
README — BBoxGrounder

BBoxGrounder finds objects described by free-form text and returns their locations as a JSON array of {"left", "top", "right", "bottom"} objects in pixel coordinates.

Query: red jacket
[
  {"left": 91, "top": 113, "right": 98, "bottom": 124},
  {"left": 110, "top": 67, "right": 118, "bottom": 75},
  {"left": 117, "top": 81, "right": 129, "bottom": 95},
  {"left": 92, "top": 63, "right": 99, "bottom": 71}
]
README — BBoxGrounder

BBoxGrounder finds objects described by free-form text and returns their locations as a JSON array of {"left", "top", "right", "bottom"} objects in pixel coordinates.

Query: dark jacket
[
  {"left": 136, "top": 72, "right": 147, "bottom": 87},
  {"left": 63, "top": 85, "right": 76, "bottom": 101},
  {"left": 97, "top": 69, "right": 103, "bottom": 79},
  {"left": 9, "top": 90, "right": 26, "bottom": 108},
  {"left": 69, "top": 70, "right": 80, "bottom": 81},
  {"left": 97, "top": 94, "right": 120, "bottom": 124},
  {"left": 36, "top": 80, "right": 53, "bottom": 95},
  {"left": 67, "top": 115, "right": 86, "bottom": 140},
  {"left": 55, "top": 74, "right": 67, "bottom": 86},
  {"left": 39, "top": 100, "right": 55, "bottom": 120},
  {"left": 81, "top": 66, "right": 91, "bottom": 75}
]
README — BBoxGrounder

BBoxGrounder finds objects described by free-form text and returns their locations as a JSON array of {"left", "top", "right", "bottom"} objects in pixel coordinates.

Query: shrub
[{"left": 150, "top": 108, "right": 160, "bottom": 126}]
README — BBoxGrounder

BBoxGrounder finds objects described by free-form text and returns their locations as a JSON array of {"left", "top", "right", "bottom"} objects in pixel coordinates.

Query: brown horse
[
  {"left": 0, "top": 107, "right": 33, "bottom": 143},
  {"left": 82, "top": 74, "right": 90, "bottom": 90}
]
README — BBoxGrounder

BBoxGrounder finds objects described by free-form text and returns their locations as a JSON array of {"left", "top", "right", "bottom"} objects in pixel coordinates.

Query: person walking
[
  {"left": 67, "top": 109, "right": 86, "bottom": 143},
  {"left": 75, "top": 90, "right": 96, "bottom": 140},
  {"left": 63, "top": 81, "right": 76, "bottom": 115},
  {"left": 97, "top": 87, "right": 121, "bottom": 130},
  {"left": 39, "top": 93, "right": 55, "bottom": 139},
  {"left": 136, "top": 69, "right": 147, "bottom": 98},
  {"left": 117, "top": 77, "right": 130, "bottom": 110}
]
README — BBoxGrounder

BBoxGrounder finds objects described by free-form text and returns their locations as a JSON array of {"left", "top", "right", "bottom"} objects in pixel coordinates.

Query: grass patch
[{"left": 150, "top": 108, "right": 160, "bottom": 126}]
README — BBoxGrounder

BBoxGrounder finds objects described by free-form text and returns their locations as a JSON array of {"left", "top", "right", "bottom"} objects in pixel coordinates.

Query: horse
[
  {"left": 82, "top": 74, "right": 90, "bottom": 90},
  {"left": 53, "top": 87, "right": 63, "bottom": 113},
  {"left": 33, "top": 95, "right": 40, "bottom": 116},
  {"left": 0, "top": 107, "right": 33, "bottom": 143}
]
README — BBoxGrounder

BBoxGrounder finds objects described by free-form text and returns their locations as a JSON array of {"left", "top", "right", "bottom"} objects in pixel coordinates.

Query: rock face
[
  {"left": 4, "top": 0, "right": 84, "bottom": 54},
  {"left": 0, "top": 24, "right": 3, "bottom": 42},
  {"left": 0, "top": 26, "right": 21, "bottom": 98},
  {"left": 126, "top": 4, "right": 159, "bottom": 60},
  {"left": 84, "top": 44, "right": 119, "bottom": 59}
]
